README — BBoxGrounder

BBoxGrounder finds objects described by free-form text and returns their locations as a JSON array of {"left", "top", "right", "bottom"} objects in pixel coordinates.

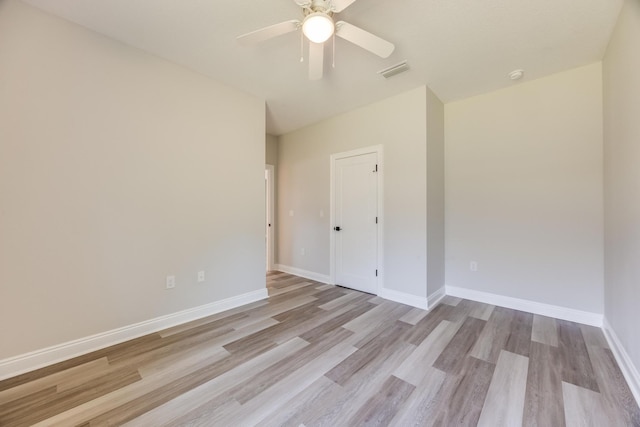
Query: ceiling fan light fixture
[{"left": 302, "top": 12, "right": 334, "bottom": 43}]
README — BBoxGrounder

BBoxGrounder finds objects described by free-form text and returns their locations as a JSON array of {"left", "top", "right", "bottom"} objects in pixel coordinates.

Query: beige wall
[
  {"left": 445, "top": 63, "right": 604, "bottom": 313},
  {"left": 278, "top": 87, "right": 429, "bottom": 298},
  {"left": 426, "top": 88, "right": 445, "bottom": 298},
  {"left": 603, "top": 0, "right": 640, "bottom": 381},
  {"left": 0, "top": 0, "right": 265, "bottom": 359}
]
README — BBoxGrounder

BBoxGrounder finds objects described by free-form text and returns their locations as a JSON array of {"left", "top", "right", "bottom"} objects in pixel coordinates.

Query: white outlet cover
[
  {"left": 289, "top": 210, "right": 294, "bottom": 217},
  {"left": 166, "top": 275, "right": 176, "bottom": 289},
  {"left": 197, "top": 271, "right": 205, "bottom": 282}
]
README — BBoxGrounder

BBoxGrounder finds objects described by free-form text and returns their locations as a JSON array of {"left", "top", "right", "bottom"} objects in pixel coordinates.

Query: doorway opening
[{"left": 265, "top": 165, "right": 275, "bottom": 272}]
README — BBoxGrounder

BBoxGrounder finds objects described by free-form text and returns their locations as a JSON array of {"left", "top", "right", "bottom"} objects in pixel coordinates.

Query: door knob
[{"left": 334, "top": 226, "right": 342, "bottom": 231}]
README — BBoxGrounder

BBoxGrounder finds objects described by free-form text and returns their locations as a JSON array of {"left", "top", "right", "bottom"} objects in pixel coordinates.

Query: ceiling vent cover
[{"left": 378, "top": 61, "right": 409, "bottom": 79}]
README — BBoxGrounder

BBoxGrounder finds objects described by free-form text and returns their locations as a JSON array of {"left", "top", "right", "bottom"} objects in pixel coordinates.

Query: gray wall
[
  {"left": 0, "top": 0, "right": 266, "bottom": 359},
  {"left": 603, "top": 0, "right": 640, "bottom": 384},
  {"left": 266, "top": 134, "right": 279, "bottom": 166},
  {"left": 277, "top": 87, "right": 429, "bottom": 298},
  {"left": 445, "top": 63, "right": 604, "bottom": 314},
  {"left": 426, "top": 88, "right": 446, "bottom": 298}
]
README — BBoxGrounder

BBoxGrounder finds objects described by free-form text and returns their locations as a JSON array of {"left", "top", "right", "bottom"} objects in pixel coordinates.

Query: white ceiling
[{"left": 23, "top": 0, "right": 622, "bottom": 135}]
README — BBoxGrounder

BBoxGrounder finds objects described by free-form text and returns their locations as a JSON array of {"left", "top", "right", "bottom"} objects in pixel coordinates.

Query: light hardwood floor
[{"left": 1, "top": 272, "right": 638, "bottom": 426}]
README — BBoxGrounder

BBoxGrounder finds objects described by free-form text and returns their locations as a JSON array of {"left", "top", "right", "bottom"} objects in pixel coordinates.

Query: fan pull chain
[{"left": 300, "top": 30, "right": 304, "bottom": 62}]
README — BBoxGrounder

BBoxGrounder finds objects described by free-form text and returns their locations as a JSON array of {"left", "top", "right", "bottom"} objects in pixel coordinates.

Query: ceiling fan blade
[
  {"left": 237, "top": 20, "right": 300, "bottom": 45},
  {"left": 335, "top": 21, "right": 395, "bottom": 58},
  {"left": 308, "top": 41, "right": 324, "bottom": 80},
  {"left": 293, "top": 0, "right": 312, "bottom": 8},
  {"left": 331, "top": 0, "right": 358, "bottom": 12}
]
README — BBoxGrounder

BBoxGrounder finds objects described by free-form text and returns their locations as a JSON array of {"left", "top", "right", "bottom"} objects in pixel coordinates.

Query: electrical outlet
[
  {"left": 197, "top": 271, "right": 205, "bottom": 283},
  {"left": 470, "top": 261, "right": 478, "bottom": 272},
  {"left": 166, "top": 275, "right": 176, "bottom": 289},
  {"left": 301, "top": 247, "right": 305, "bottom": 256}
]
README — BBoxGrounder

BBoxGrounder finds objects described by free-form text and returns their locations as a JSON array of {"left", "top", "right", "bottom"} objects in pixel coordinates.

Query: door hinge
[
  {"left": 374, "top": 164, "right": 378, "bottom": 172},
  {"left": 375, "top": 269, "right": 378, "bottom": 277},
  {"left": 375, "top": 216, "right": 378, "bottom": 224}
]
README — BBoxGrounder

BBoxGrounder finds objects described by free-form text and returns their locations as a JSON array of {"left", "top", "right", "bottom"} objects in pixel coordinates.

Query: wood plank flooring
[{"left": 1, "top": 272, "right": 638, "bottom": 426}]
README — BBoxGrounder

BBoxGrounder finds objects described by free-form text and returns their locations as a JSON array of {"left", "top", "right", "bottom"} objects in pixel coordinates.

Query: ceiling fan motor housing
[{"left": 304, "top": 0, "right": 334, "bottom": 15}]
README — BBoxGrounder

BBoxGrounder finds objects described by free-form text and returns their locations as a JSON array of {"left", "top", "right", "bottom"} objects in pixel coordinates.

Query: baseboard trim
[
  {"left": 603, "top": 318, "right": 640, "bottom": 406},
  {"left": 427, "top": 287, "right": 446, "bottom": 310},
  {"left": 0, "top": 288, "right": 269, "bottom": 381},
  {"left": 378, "top": 287, "right": 428, "bottom": 310},
  {"left": 274, "top": 264, "right": 331, "bottom": 284},
  {"left": 445, "top": 285, "right": 603, "bottom": 327}
]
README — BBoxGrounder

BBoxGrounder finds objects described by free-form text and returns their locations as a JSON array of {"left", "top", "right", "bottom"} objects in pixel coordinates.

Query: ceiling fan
[{"left": 237, "top": 0, "right": 395, "bottom": 80}]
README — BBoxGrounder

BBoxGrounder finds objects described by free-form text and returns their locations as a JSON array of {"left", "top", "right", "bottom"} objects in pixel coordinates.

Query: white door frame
[
  {"left": 265, "top": 164, "right": 275, "bottom": 271},
  {"left": 329, "top": 145, "right": 384, "bottom": 294}
]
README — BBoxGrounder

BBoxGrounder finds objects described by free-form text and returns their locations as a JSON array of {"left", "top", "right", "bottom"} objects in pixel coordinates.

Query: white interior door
[{"left": 334, "top": 152, "right": 378, "bottom": 294}]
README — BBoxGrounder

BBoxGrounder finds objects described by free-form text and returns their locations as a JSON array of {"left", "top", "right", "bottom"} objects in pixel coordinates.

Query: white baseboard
[
  {"left": 274, "top": 264, "right": 331, "bottom": 284},
  {"left": 275, "top": 265, "right": 430, "bottom": 311},
  {"left": 427, "top": 287, "right": 446, "bottom": 310},
  {"left": 445, "top": 285, "right": 603, "bottom": 327},
  {"left": 379, "top": 287, "right": 428, "bottom": 310},
  {"left": 603, "top": 318, "right": 640, "bottom": 406},
  {"left": 0, "top": 288, "right": 268, "bottom": 381}
]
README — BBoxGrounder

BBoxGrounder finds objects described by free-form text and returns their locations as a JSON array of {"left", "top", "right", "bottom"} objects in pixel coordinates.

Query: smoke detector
[{"left": 508, "top": 69, "right": 524, "bottom": 81}]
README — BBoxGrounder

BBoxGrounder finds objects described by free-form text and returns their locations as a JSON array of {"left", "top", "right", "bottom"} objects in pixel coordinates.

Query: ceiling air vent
[{"left": 378, "top": 61, "right": 409, "bottom": 79}]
